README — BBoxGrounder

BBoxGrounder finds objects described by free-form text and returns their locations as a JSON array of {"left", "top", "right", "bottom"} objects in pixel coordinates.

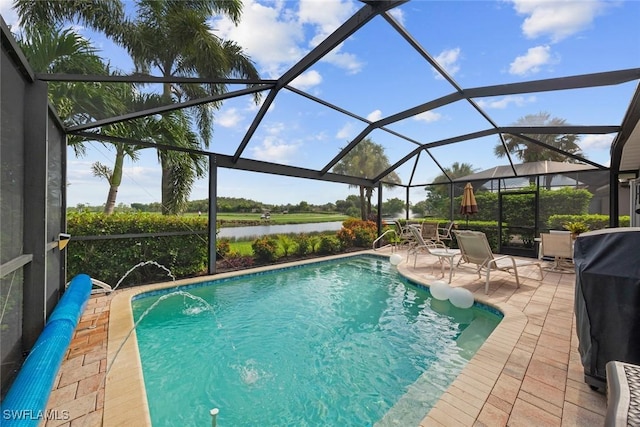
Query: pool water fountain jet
[
  {"left": 111, "top": 260, "right": 176, "bottom": 292},
  {"left": 106, "top": 290, "right": 213, "bottom": 375},
  {"left": 89, "top": 289, "right": 217, "bottom": 427},
  {"left": 80, "top": 259, "right": 215, "bottom": 427}
]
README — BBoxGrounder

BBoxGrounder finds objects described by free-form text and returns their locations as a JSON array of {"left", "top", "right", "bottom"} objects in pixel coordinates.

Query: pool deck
[{"left": 43, "top": 248, "right": 607, "bottom": 426}]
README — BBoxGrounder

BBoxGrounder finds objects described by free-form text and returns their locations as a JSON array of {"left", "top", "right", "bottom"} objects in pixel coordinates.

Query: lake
[{"left": 218, "top": 221, "right": 343, "bottom": 239}]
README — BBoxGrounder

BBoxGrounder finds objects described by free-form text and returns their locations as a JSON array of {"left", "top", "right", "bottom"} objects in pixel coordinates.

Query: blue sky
[{"left": 2, "top": 0, "right": 639, "bottom": 208}]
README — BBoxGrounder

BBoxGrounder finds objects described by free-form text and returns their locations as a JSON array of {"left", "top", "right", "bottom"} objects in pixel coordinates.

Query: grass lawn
[
  {"left": 215, "top": 212, "right": 349, "bottom": 225},
  {"left": 229, "top": 240, "right": 253, "bottom": 256}
]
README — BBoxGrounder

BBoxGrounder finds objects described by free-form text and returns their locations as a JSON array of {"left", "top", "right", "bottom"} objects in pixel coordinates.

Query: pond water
[{"left": 218, "top": 221, "right": 343, "bottom": 239}]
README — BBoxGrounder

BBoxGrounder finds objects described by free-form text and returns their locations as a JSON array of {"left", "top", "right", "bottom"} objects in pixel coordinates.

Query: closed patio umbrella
[{"left": 460, "top": 182, "right": 478, "bottom": 225}]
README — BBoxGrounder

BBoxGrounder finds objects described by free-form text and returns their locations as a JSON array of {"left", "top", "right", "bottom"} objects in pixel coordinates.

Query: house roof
[{"left": 454, "top": 161, "right": 599, "bottom": 182}]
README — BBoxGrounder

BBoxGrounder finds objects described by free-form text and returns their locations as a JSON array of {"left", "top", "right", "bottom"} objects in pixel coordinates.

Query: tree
[
  {"left": 17, "top": 24, "right": 150, "bottom": 214},
  {"left": 16, "top": 24, "right": 119, "bottom": 156},
  {"left": 494, "top": 112, "right": 584, "bottom": 162},
  {"left": 16, "top": 0, "right": 260, "bottom": 214},
  {"left": 16, "top": 21, "right": 202, "bottom": 214},
  {"left": 335, "top": 196, "right": 359, "bottom": 216},
  {"left": 425, "top": 162, "right": 478, "bottom": 218},
  {"left": 121, "top": 0, "right": 260, "bottom": 214},
  {"left": 411, "top": 200, "right": 428, "bottom": 217},
  {"left": 495, "top": 112, "right": 585, "bottom": 188},
  {"left": 382, "top": 198, "right": 405, "bottom": 217},
  {"left": 14, "top": 0, "right": 127, "bottom": 42},
  {"left": 332, "top": 138, "right": 401, "bottom": 220}
]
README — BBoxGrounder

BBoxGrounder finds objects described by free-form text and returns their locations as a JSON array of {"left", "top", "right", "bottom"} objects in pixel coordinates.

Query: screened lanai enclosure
[{"left": 2, "top": 0, "right": 640, "bottom": 396}]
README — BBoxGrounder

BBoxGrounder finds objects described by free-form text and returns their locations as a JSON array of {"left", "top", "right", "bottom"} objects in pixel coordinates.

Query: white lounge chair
[
  {"left": 454, "top": 230, "right": 543, "bottom": 294},
  {"left": 408, "top": 225, "right": 461, "bottom": 283},
  {"left": 540, "top": 232, "right": 574, "bottom": 272}
]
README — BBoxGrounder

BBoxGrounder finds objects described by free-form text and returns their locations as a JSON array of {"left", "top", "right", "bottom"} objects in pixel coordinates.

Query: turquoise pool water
[{"left": 132, "top": 255, "right": 502, "bottom": 426}]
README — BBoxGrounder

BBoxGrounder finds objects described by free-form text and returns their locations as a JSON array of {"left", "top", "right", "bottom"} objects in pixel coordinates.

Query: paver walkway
[{"left": 42, "top": 248, "right": 607, "bottom": 426}]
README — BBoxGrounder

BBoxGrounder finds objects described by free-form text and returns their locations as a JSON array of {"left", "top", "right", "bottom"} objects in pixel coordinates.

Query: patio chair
[
  {"left": 420, "top": 221, "right": 439, "bottom": 243},
  {"left": 436, "top": 221, "right": 455, "bottom": 245},
  {"left": 453, "top": 230, "right": 543, "bottom": 294},
  {"left": 393, "top": 220, "right": 414, "bottom": 247},
  {"left": 408, "top": 225, "right": 461, "bottom": 283},
  {"left": 540, "top": 232, "right": 574, "bottom": 272}
]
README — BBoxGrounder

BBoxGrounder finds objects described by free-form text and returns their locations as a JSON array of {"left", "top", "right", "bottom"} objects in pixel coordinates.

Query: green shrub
[
  {"left": 292, "top": 234, "right": 312, "bottom": 256},
  {"left": 340, "top": 219, "right": 377, "bottom": 248},
  {"left": 67, "top": 212, "right": 208, "bottom": 286},
  {"left": 336, "top": 227, "right": 355, "bottom": 249},
  {"left": 251, "top": 236, "right": 280, "bottom": 262},
  {"left": 309, "top": 236, "right": 321, "bottom": 253},
  {"left": 278, "top": 235, "right": 294, "bottom": 256},
  {"left": 547, "top": 214, "right": 629, "bottom": 231},
  {"left": 317, "top": 236, "right": 341, "bottom": 254},
  {"left": 216, "top": 238, "right": 231, "bottom": 259}
]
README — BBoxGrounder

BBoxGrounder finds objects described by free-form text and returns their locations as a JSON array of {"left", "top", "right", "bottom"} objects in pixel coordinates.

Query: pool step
[
  {"left": 374, "top": 358, "right": 464, "bottom": 426},
  {"left": 375, "top": 315, "right": 497, "bottom": 426}
]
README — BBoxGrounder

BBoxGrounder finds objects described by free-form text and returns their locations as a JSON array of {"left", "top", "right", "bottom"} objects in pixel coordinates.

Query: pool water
[{"left": 132, "top": 255, "right": 501, "bottom": 426}]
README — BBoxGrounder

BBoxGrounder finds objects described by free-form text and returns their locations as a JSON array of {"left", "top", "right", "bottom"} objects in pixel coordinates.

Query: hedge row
[{"left": 66, "top": 213, "right": 377, "bottom": 287}]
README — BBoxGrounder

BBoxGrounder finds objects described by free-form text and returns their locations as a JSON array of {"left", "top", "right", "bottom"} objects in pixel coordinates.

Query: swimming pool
[{"left": 131, "top": 255, "right": 502, "bottom": 426}]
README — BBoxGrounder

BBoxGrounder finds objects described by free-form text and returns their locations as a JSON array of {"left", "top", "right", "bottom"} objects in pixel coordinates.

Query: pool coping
[{"left": 103, "top": 250, "right": 524, "bottom": 426}]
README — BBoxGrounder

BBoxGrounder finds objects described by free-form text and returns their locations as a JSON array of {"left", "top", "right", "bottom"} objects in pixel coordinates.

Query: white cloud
[
  {"left": 434, "top": 48, "right": 461, "bottom": 78},
  {"left": 367, "top": 110, "right": 382, "bottom": 122},
  {"left": 299, "top": 0, "right": 357, "bottom": 47},
  {"left": 217, "top": 108, "right": 244, "bottom": 128},
  {"left": 580, "top": 134, "right": 614, "bottom": 150},
  {"left": 511, "top": 0, "right": 607, "bottom": 42},
  {"left": 245, "top": 121, "right": 299, "bottom": 164},
  {"left": 213, "top": 0, "right": 361, "bottom": 78},
  {"left": 250, "top": 137, "right": 300, "bottom": 164},
  {"left": 336, "top": 122, "right": 355, "bottom": 139},
  {"left": 66, "top": 157, "right": 162, "bottom": 206},
  {"left": 298, "top": 0, "right": 363, "bottom": 74},
  {"left": 509, "top": 45, "right": 552, "bottom": 75},
  {"left": 413, "top": 111, "right": 442, "bottom": 123},
  {"left": 245, "top": 95, "right": 274, "bottom": 113},
  {"left": 322, "top": 47, "right": 364, "bottom": 74},
  {"left": 290, "top": 70, "right": 323, "bottom": 90},
  {"left": 212, "top": 1, "right": 305, "bottom": 78},
  {"left": 388, "top": 8, "right": 405, "bottom": 26},
  {"left": 476, "top": 95, "right": 538, "bottom": 109}
]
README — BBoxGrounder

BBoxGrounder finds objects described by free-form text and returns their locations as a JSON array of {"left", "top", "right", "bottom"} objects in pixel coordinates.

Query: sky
[{"left": 2, "top": 0, "right": 639, "bottom": 208}]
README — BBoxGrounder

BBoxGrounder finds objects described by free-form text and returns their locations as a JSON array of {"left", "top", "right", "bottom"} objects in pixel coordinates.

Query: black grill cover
[{"left": 574, "top": 228, "right": 640, "bottom": 387}]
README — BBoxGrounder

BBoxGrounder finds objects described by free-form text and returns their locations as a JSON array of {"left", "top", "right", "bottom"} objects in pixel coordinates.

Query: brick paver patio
[{"left": 42, "top": 248, "right": 607, "bottom": 426}]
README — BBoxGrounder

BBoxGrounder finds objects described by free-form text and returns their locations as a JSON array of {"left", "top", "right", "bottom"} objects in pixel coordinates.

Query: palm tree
[
  {"left": 16, "top": 24, "right": 119, "bottom": 156},
  {"left": 332, "top": 138, "right": 401, "bottom": 220},
  {"left": 120, "top": 0, "right": 259, "bottom": 214},
  {"left": 494, "top": 112, "right": 584, "bottom": 188},
  {"left": 16, "top": 22, "right": 200, "bottom": 214},
  {"left": 16, "top": 0, "right": 260, "bottom": 214},
  {"left": 494, "top": 112, "right": 584, "bottom": 163},
  {"left": 14, "top": 0, "right": 126, "bottom": 41}
]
